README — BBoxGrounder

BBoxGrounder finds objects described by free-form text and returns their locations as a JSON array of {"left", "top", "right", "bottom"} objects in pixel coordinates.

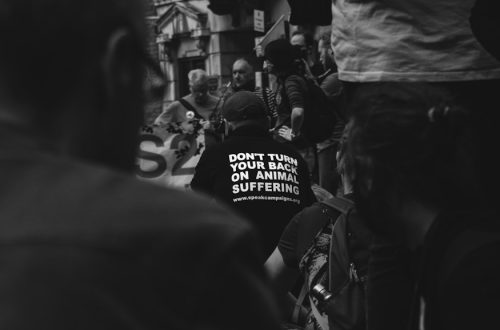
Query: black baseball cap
[
  {"left": 222, "top": 91, "right": 267, "bottom": 121},
  {"left": 264, "top": 38, "right": 297, "bottom": 71}
]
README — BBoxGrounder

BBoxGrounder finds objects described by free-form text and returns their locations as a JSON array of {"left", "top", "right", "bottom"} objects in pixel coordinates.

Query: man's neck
[{"left": 234, "top": 79, "right": 255, "bottom": 92}]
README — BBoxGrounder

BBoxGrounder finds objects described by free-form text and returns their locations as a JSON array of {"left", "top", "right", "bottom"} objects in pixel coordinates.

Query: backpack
[
  {"left": 305, "top": 197, "right": 372, "bottom": 330},
  {"left": 301, "top": 78, "right": 337, "bottom": 144}
]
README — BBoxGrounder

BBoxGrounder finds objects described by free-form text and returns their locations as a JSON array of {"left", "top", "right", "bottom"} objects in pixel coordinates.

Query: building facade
[{"left": 143, "top": 0, "right": 291, "bottom": 118}]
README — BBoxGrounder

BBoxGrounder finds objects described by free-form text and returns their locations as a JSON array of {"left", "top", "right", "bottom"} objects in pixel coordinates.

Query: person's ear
[
  {"left": 101, "top": 28, "right": 142, "bottom": 109},
  {"left": 96, "top": 28, "right": 144, "bottom": 172}
]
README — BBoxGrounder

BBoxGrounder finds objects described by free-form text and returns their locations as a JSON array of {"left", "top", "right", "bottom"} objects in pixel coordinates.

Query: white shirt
[{"left": 331, "top": 0, "right": 500, "bottom": 82}]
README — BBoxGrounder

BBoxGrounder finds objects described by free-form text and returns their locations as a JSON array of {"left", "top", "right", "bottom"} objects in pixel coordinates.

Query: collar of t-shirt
[{"left": 228, "top": 125, "right": 271, "bottom": 139}]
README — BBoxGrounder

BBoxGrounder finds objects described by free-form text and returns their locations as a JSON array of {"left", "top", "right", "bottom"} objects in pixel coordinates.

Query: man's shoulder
[
  {"left": 86, "top": 164, "right": 254, "bottom": 239},
  {"left": 1, "top": 156, "right": 253, "bottom": 248},
  {"left": 164, "top": 99, "right": 185, "bottom": 112}
]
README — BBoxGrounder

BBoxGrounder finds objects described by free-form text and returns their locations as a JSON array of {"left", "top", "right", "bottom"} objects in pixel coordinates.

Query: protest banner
[{"left": 135, "top": 118, "right": 215, "bottom": 190}]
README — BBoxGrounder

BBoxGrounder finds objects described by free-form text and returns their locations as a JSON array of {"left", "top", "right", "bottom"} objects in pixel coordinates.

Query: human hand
[
  {"left": 278, "top": 126, "right": 297, "bottom": 141},
  {"left": 200, "top": 119, "right": 212, "bottom": 130}
]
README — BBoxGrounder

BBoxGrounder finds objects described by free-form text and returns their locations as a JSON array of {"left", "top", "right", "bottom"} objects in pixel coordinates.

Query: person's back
[
  {"left": 0, "top": 1, "right": 280, "bottom": 329},
  {"left": 0, "top": 143, "right": 278, "bottom": 329},
  {"left": 191, "top": 91, "right": 316, "bottom": 259},
  {"left": 345, "top": 83, "right": 500, "bottom": 330}
]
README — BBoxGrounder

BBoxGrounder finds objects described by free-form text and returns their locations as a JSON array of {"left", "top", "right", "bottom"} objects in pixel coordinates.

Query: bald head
[{"left": 232, "top": 59, "right": 254, "bottom": 90}]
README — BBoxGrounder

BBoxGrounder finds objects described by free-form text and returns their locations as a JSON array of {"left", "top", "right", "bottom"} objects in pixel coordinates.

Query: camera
[{"left": 310, "top": 284, "right": 333, "bottom": 312}]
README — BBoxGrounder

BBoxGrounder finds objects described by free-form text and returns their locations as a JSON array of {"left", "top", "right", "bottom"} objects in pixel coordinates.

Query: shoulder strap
[
  {"left": 320, "top": 196, "right": 354, "bottom": 215},
  {"left": 291, "top": 282, "right": 309, "bottom": 324},
  {"left": 178, "top": 98, "right": 196, "bottom": 112},
  {"left": 300, "top": 202, "right": 334, "bottom": 247},
  {"left": 178, "top": 98, "right": 207, "bottom": 120},
  {"left": 309, "top": 295, "right": 330, "bottom": 330}
]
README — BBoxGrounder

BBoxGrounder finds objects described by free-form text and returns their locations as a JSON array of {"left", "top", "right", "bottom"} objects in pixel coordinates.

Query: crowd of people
[{"left": 1, "top": 0, "right": 499, "bottom": 329}]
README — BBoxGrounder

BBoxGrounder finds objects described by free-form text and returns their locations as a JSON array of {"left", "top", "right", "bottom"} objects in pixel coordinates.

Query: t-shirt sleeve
[
  {"left": 284, "top": 75, "right": 306, "bottom": 109},
  {"left": 278, "top": 211, "right": 303, "bottom": 269},
  {"left": 190, "top": 149, "right": 217, "bottom": 195},
  {"left": 297, "top": 154, "right": 317, "bottom": 207},
  {"left": 154, "top": 102, "right": 181, "bottom": 125}
]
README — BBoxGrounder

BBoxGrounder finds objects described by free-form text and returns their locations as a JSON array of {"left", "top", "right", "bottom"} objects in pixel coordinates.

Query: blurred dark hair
[
  {"left": 346, "top": 82, "right": 477, "bottom": 207},
  {"left": 0, "top": 0, "right": 145, "bottom": 111},
  {"left": 264, "top": 39, "right": 301, "bottom": 74}
]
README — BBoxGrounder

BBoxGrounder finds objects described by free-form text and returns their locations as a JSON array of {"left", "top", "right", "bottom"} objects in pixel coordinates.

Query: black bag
[
  {"left": 300, "top": 78, "right": 336, "bottom": 144},
  {"left": 315, "top": 197, "right": 372, "bottom": 330}
]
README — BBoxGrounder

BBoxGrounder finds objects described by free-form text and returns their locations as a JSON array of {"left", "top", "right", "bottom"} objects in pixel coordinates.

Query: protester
[
  {"left": 316, "top": 33, "right": 338, "bottom": 84},
  {"left": 225, "top": 58, "right": 278, "bottom": 125},
  {"left": 290, "top": 31, "right": 324, "bottom": 80},
  {"left": 231, "top": 58, "right": 256, "bottom": 93},
  {"left": 322, "top": 3, "right": 500, "bottom": 328},
  {"left": 329, "top": 0, "right": 500, "bottom": 83},
  {"left": 154, "top": 68, "right": 223, "bottom": 145},
  {"left": 266, "top": 124, "right": 372, "bottom": 329},
  {"left": 346, "top": 83, "right": 500, "bottom": 330},
  {"left": 264, "top": 39, "right": 316, "bottom": 179},
  {"left": 191, "top": 91, "right": 316, "bottom": 260},
  {"left": 0, "top": 1, "right": 281, "bottom": 329}
]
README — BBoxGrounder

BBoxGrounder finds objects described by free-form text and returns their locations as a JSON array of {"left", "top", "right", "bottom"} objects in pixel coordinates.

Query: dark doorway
[{"left": 178, "top": 57, "right": 206, "bottom": 98}]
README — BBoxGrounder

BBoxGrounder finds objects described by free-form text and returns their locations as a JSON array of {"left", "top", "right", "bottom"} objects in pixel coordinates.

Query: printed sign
[
  {"left": 135, "top": 121, "right": 209, "bottom": 190},
  {"left": 254, "top": 9, "right": 265, "bottom": 33}
]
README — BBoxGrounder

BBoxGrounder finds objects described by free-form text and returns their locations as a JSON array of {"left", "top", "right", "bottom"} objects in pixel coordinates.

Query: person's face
[
  {"left": 232, "top": 60, "right": 253, "bottom": 89},
  {"left": 318, "top": 39, "right": 335, "bottom": 70},
  {"left": 291, "top": 34, "right": 308, "bottom": 59},
  {"left": 291, "top": 34, "right": 306, "bottom": 49},
  {"left": 190, "top": 83, "right": 209, "bottom": 105}
]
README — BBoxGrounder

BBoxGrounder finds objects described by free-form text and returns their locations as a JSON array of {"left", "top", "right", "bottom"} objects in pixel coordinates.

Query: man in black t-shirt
[{"left": 192, "top": 91, "right": 316, "bottom": 260}]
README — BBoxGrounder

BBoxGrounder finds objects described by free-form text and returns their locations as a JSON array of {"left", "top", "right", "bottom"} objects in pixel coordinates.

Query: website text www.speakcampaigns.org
[{"left": 233, "top": 195, "right": 301, "bottom": 204}]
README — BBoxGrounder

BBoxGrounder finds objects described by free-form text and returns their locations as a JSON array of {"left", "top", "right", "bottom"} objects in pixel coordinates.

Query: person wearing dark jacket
[
  {"left": 191, "top": 91, "right": 316, "bottom": 260},
  {"left": 347, "top": 83, "right": 500, "bottom": 330},
  {"left": 0, "top": 1, "right": 281, "bottom": 329}
]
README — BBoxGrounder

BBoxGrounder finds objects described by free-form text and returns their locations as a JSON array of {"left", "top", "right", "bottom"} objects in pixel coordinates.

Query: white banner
[{"left": 135, "top": 120, "right": 210, "bottom": 190}]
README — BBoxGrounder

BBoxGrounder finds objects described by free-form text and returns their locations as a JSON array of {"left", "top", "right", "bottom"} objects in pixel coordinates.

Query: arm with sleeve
[
  {"left": 190, "top": 148, "right": 218, "bottom": 196},
  {"left": 154, "top": 101, "right": 182, "bottom": 125},
  {"left": 284, "top": 76, "right": 306, "bottom": 137}
]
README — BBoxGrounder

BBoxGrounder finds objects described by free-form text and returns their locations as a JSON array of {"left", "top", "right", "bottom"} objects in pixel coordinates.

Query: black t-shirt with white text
[{"left": 191, "top": 125, "right": 316, "bottom": 259}]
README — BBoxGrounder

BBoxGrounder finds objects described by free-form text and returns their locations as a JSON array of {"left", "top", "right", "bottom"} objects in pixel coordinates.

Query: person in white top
[{"left": 330, "top": 0, "right": 500, "bottom": 82}]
